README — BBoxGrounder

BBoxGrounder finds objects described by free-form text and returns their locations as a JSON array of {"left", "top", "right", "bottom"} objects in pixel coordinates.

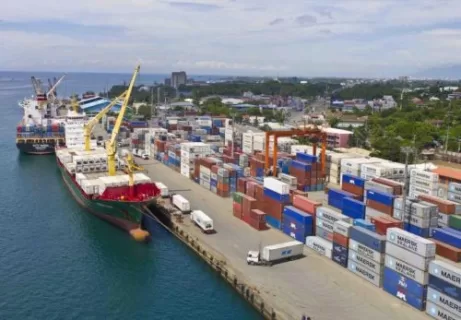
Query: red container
[
  {"left": 237, "top": 178, "right": 248, "bottom": 194},
  {"left": 433, "top": 239, "right": 461, "bottom": 262},
  {"left": 292, "top": 195, "right": 321, "bottom": 215},
  {"left": 254, "top": 184, "right": 264, "bottom": 201},
  {"left": 250, "top": 209, "right": 266, "bottom": 221},
  {"left": 233, "top": 202, "right": 242, "bottom": 218},
  {"left": 217, "top": 189, "right": 230, "bottom": 197},
  {"left": 366, "top": 199, "right": 393, "bottom": 215},
  {"left": 370, "top": 216, "right": 403, "bottom": 235},
  {"left": 333, "top": 233, "right": 349, "bottom": 248},
  {"left": 263, "top": 196, "right": 284, "bottom": 221},
  {"left": 242, "top": 195, "right": 259, "bottom": 218},
  {"left": 372, "top": 177, "right": 403, "bottom": 195},
  {"left": 342, "top": 182, "right": 364, "bottom": 197},
  {"left": 417, "top": 194, "right": 456, "bottom": 215}
]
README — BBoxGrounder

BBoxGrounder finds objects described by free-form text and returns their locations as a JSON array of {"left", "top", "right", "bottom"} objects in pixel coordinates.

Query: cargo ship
[
  {"left": 55, "top": 64, "right": 160, "bottom": 241},
  {"left": 16, "top": 75, "right": 68, "bottom": 155}
]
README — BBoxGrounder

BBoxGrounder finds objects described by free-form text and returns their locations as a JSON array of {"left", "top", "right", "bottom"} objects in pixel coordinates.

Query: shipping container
[
  {"left": 429, "top": 260, "right": 461, "bottom": 289},
  {"left": 316, "top": 207, "right": 352, "bottom": 225},
  {"left": 333, "top": 233, "right": 349, "bottom": 248},
  {"left": 263, "top": 177, "right": 290, "bottom": 195},
  {"left": 432, "top": 228, "right": 461, "bottom": 249},
  {"left": 366, "top": 189, "right": 395, "bottom": 207},
  {"left": 384, "top": 255, "right": 428, "bottom": 285},
  {"left": 426, "top": 287, "right": 461, "bottom": 318},
  {"left": 428, "top": 274, "right": 461, "bottom": 301},
  {"left": 432, "top": 239, "right": 461, "bottom": 262},
  {"left": 172, "top": 194, "right": 190, "bottom": 213},
  {"left": 333, "top": 221, "right": 352, "bottom": 238},
  {"left": 386, "top": 227, "right": 436, "bottom": 258},
  {"left": 342, "top": 197, "right": 366, "bottom": 220},
  {"left": 316, "top": 217, "right": 334, "bottom": 233},
  {"left": 293, "top": 195, "right": 321, "bottom": 215},
  {"left": 332, "top": 249, "right": 348, "bottom": 268},
  {"left": 283, "top": 206, "right": 313, "bottom": 230},
  {"left": 305, "top": 236, "right": 333, "bottom": 259},
  {"left": 383, "top": 268, "right": 427, "bottom": 311},
  {"left": 425, "top": 301, "right": 460, "bottom": 320},
  {"left": 342, "top": 173, "right": 366, "bottom": 188},
  {"left": 316, "top": 226, "right": 333, "bottom": 242},
  {"left": 348, "top": 239, "right": 384, "bottom": 263},
  {"left": 385, "top": 242, "right": 432, "bottom": 271},
  {"left": 328, "top": 188, "right": 356, "bottom": 210},
  {"left": 348, "top": 250, "right": 383, "bottom": 275},
  {"left": 347, "top": 260, "right": 383, "bottom": 287},
  {"left": 349, "top": 226, "right": 386, "bottom": 253},
  {"left": 353, "top": 219, "right": 376, "bottom": 232}
]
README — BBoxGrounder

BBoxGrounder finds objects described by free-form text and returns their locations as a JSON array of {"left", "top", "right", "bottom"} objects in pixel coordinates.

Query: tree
[
  {"left": 327, "top": 116, "right": 340, "bottom": 128},
  {"left": 137, "top": 104, "right": 152, "bottom": 119}
]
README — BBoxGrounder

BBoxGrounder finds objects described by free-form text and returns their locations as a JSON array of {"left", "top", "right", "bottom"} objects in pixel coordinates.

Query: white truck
[
  {"left": 190, "top": 210, "right": 214, "bottom": 234},
  {"left": 132, "top": 148, "right": 149, "bottom": 160},
  {"left": 154, "top": 182, "right": 169, "bottom": 198},
  {"left": 171, "top": 194, "right": 191, "bottom": 214},
  {"left": 247, "top": 241, "right": 304, "bottom": 266}
]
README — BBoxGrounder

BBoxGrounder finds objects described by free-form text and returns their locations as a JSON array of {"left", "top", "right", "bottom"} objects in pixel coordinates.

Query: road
[{"left": 139, "top": 158, "right": 431, "bottom": 320}]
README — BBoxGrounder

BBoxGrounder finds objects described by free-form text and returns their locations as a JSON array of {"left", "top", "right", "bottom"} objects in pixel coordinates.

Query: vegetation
[{"left": 105, "top": 85, "right": 176, "bottom": 104}]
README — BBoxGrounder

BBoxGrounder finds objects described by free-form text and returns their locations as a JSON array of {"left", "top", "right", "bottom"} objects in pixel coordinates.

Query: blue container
[
  {"left": 341, "top": 174, "right": 366, "bottom": 188},
  {"left": 383, "top": 280, "right": 426, "bottom": 310},
  {"left": 263, "top": 188, "right": 290, "bottom": 203},
  {"left": 384, "top": 267, "right": 427, "bottom": 297},
  {"left": 291, "top": 160, "right": 312, "bottom": 171},
  {"left": 296, "top": 152, "right": 317, "bottom": 163},
  {"left": 342, "top": 198, "right": 366, "bottom": 220},
  {"left": 283, "top": 215, "right": 312, "bottom": 236},
  {"left": 210, "top": 179, "right": 217, "bottom": 187},
  {"left": 349, "top": 226, "right": 386, "bottom": 253},
  {"left": 404, "top": 223, "right": 431, "bottom": 238},
  {"left": 333, "top": 243, "right": 348, "bottom": 257},
  {"left": 283, "top": 206, "right": 312, "bottom": 225},
  {"left": 332, "top": 251, "right": 348, "bottom": 268},
  {"left": 432, "top": 228, "right": 461, "bottom": 249},
  {"left": 354, "top": 219, "right": 376, "bottom": 232},
  {"left": 366, "top": 189, "right": 395, "bottom": 207},
  {"left": 266, "top": 215, "right": 281, "bottom": 229},
  {"left": 282, "top": 224, "right": 308, "bottom": 243},
  {"left": 328, "top": 188, "right": 355, "bottom": 211},
  {"left": 429, "top": 274, "right": 461, "bottom": 300}
]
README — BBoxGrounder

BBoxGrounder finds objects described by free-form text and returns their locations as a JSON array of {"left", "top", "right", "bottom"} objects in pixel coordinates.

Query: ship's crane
[
  {"left": 264, "top": 127, "right": 327, "bottom": 178},
  {"left": 70, "top": 98, "right": 80, "bottom": 113},
  {"left": 46, "top": 75, "right": 65, "bottom": 100},
  {"left": 123, "top": 153, "right": 144, "bottom": 198},
  {"left": 31, "top": 76, "right": 44, "bottom": 95},
  {"left": 83, "top": 91, "right": 127, "bottom": 151},
  {"left": 106, "top": 64, "right": 140, "bottom": 176}
]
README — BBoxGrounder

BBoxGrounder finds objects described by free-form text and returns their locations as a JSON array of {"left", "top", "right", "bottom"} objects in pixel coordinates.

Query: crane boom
[
  {"left": 31, "top": 76, "right": 43, "bottom": 95},
  {"left": 107, "top": 64, "right": 141, "bottom": 176},
  {"left": 47, "top": 75, "right": 65, "bottom": 98},
  {"left": 84, "top": 90, "right": 127, "bottom": 151}
]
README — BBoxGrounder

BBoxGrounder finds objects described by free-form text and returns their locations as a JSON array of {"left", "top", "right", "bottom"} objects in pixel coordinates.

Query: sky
[{"left": 2, "top": 0, "right": 461, "bottom": 77}]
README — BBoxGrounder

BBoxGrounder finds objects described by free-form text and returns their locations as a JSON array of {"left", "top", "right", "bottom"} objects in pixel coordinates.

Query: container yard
[{"left": 95, "top": 114, "right": 461, "bottom": 320}]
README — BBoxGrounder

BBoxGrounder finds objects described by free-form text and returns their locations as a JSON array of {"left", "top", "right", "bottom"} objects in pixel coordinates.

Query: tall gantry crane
[{"left": 106, "top": 64, "right": 140, "bottom": 176}]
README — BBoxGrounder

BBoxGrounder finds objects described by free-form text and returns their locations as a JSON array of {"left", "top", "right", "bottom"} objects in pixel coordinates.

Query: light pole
[{"left": 401, "top": 146, "right": 414, "bottom": 222}]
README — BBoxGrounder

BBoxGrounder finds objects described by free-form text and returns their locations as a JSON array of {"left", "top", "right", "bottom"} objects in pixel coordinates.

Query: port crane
[
  {"left": 264, "top": 127, "right": 327, "bottom": 178},
  {"left": 83, "top": 91, "right": 127, "bottom": 151},
  {"left": 46, "top": 75, "right": 65, "bottom": 101},
  {"left": 106, "top": 64, "right": 140, "bottom": 176},
  {"left": 123, "top": 153, "right": 145, "bottom": 198}
]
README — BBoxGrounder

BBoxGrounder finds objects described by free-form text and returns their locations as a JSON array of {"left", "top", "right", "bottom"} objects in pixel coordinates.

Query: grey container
[
  {"left": 348, "top": 239, "right": 384, "bottom": 263},
  {"left": 315, "top": 225, "right": 333, "bottom": 242},
  {"left": 347, "top": 260, "right": 383, "bottom": 287},
  {"left": 365, "top": 206, "right": 386, "bottom": 222},
  {"left": 348, "top": 249, "right": 384, "bottom": 275},
  {"left": 393, "top": 198, "right": 438, "bottom": 218},
  {"left": 429, "top": 260, "right": 461, "bottom": 289},
  {"left": 427, "top": 287, "right": 461, "bottom": 318},
  {"left": 392, "top": 213, "right": 438, "bottom": 228},
  {"left": 316, "top": 207, "right": 353, "bottom": 225},
  {"left": 316, "top": 216, "right": 335, "bottom": 233},
  {"left": 333, "top": 221, "right": 352, "bottom": 237},
  {"left": 365, "top": 180, "right": 394, "bottom": 194},
  {"left": 438, "top": 212, "right": 450, "bottom": 226},
  {"left": 425, "top": 301, "right": 461, "bottom": 320},
  {"left": 385, "top": 242, "right": 433, "bottom": 271},
  {"left": 449, "top": 182, "right": 461, "bottom": 195},
  {"left": 386, "top": 227, "right": 436, "bottom": 258},
  {"left": 385, "top": 254, "right": 429, "bottom": 285}
]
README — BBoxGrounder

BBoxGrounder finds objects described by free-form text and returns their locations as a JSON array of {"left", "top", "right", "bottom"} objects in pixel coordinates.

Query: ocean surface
[{"left": 0, "top": 71, "right": 261, "bottom": 320}]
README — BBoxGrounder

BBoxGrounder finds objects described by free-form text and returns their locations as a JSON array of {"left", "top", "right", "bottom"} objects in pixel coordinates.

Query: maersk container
[
  {"left": 398, "top": 213, "right": 438, "bottom": 229},
  {"left": 349, "top": 239, "right": 384, "bottom": 263},
  {"left": 172, "top": 194, "right": 190, "bottom": 213},
  {"left": 386, "top": 227, "right": 436, "bottom": 258},
  {"left": 261, "top": 241, "right": 304, "bottom": 262},
  {"left": 404, "top": 223, "right": 431, "bottom": 238},
  {"left": 347, "top": 260, "right": 383, "bottom": 287},
  {"left": 432, "top": 228, "right": 461, "bottom": 249},
  {"left": 427, "top": 287, "right": 461, "bottom": 318},
  {"left": 349, "top": 226, "right": 386, "bottom": 253},
  {"left": 385, "top": 255, "right": 428, "bottom": 285},
  {"left": 341, "top": 173, "right": 366, "bottom": 188},
  {"left": 426, "top": 301, "right": 460, "bottom": 320},
  {"left": 305, "top": 236, "right": 333, "bottom": 259},
  {"left": 333, "top": 221, "right": 352, "bottom": 238},
  {"left": 353, "top": 219, "right": 375, "bottom": 232},
  {"left": 383, "top": 273, "right": 426, "bottom": 310},
  {"left": 263, "top": 177, "right": 290, "bottom": 195},
  {"left": 342, "top": 197, "right": 366, "bottom": 220},
  {"left": 383, "top": 266, "right": 427, "bottom": 297},
  {"left": 316, "top": 207, "right": 352, "bottom": 225},
  {"left": 366, "top": 189, "right": 395, "bottom": 207},
  {"left": 316, "top": 217, "right": 334, "bottom": 233},
  {"left": 429, "top": 260, "right": 461, "bottom": 289},
  {"left": 296, "top": 152, "right": 317, "bottom": 163},
  {"left": 348, "top": 250, "right": 383, "bottom": 275},
  {"left": 385, "top": 242, "right": 432, "bottom": 271},
  {"left": 428, "top": 274, "right": 461, "bottom": 301},
  {"left": 263, "top": 187, "right": 290, "bottom": 203}
]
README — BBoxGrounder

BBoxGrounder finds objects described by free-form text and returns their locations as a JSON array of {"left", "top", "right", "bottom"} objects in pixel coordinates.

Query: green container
[
  {"left": 232, "top": 192, "right": 243, "bottom": 204},
  {"left": 449, "top": 215, "right": 461, "bottom": 230}
]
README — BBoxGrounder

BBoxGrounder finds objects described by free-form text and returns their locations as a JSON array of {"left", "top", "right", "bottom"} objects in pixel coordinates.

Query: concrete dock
[{"left": 139, "top": 158, "right": 431, "bottom": 320}]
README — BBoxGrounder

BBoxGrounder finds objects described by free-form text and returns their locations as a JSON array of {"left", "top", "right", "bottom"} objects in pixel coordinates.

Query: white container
[
  {"left": 411, "top": 177, "right": 438, "bottom": 190},
  {"left": 438, "top": 212, "right": 450, "bottom": 226},
  {"left": 190, "top": 210, "right": 214, "bottom": 233},
  {"left": 316, "top": 217, "right": 334, "bottom": 233},
  {"left": 154, "top": 182, "right": 168, "bottom": 197},
  {"left": 426, "top": 301, "right": 459, "bottom": 320},
  {"left": 427, "top": 287, "right": 461, "bottom": 318},
  {"left": 348, "top": 239, "right": 384, "bottom": 263},
  {"left": 316, "top": 207, "right": 352, "bottom": 225},
  {"left": 386, "top": 227, "right": 436, "bottom": 258},
  {"left": 333, "top": 221, "right": 352, "bottom": 237},
  {"left": 263, "top": 177, "right": 289, "bottom": 195},
  {"left": 385, "top": 242, "right": 432, "bottom": 271},
  {"left": 348, "top": 250, "right": 384, "bottom": 275},
  {"left": 262, "top": 241, "right": 304, "bottom": 262},
  {"left": 448, "top": 182, "right": 461, "bottom": 195},
  {"left": 305, "top": 236, "right": 333, "bottom": 259},
  {"left": 429, "top": 260, "right": 461, "bottom": 289},
  {"left": 385, "top": 254, "right": 428, "bottom": 285},
  {"left": 347, "top": 260, "right": 383, "bottom": 287},
  {"left": 172, "top": 194, "right": 190, "bottom": 212},
  {"left": 410, "top": 169, "right": 439, "bottom": 182}
]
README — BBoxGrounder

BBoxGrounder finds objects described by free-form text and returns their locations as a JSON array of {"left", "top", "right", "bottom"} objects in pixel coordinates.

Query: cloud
[
  {"left": 2, "top": 0, "right": 461, "bottom": 77},
  {"left": 269, "top": 18, "right": 284, "bottom": 26}
]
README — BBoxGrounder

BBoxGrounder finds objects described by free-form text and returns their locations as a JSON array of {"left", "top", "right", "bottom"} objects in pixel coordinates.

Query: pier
[{"left": 139, "top": 158, "right": 432, "bottom": 320}]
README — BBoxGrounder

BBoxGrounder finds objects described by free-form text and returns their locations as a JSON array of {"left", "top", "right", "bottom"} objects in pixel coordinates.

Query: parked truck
[
  {"left": 132, "top": 148, "right": 149, "bottom": 160},
  {"left": 171, "top": 194, "right": 191, "bottom": 214},
  {"left": 190, "top": 210, "right": 214, "bottom": 234},
  {"left": 247, "top": 241, "right": 304, "bottom": 266}
]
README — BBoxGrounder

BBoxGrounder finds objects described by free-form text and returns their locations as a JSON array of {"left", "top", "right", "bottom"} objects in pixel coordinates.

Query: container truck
[
  {"left": 132, "top": 148, "right": 149, "bottom": 160},
  {"left": 247, "top": 241, "right": 304, "bottom": 266},
  {"left": 172, "top": 194, "right": 191, "bottom": 214},
  {"left": 190, "top": 210, "right": 214, "bottom": 234},
  {"left": 154, "top": 182, "right": 169, "bottom": 198}
]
